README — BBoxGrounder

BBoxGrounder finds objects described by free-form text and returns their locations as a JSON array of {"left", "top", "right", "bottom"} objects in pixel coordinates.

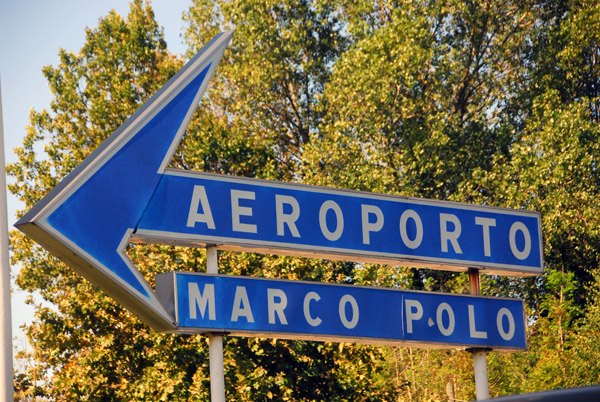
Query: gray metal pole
[
  {"left": 206, "top": 246, "right": 225, "bottom": 402},
  {"left": 469, "top": 268, "right": 490, "bottom": 400},
  {"left": 0, "top": 78, "right": 15, "bottom": 401},
  {"left": 473, "top": 350, "right": 489, "bottom": 400}
]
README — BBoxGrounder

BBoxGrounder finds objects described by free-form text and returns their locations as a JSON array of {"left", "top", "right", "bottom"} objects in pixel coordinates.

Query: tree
[
  {"left": 181, "top": 0, "right": 349, "bottom": 178},
  {"left": 302, "top": 0, "right": 534, "bottom": 199},
  {"left": 568, "top": 273, "right": 600, "bottom": 386},
  {"left": 12, "top": 0, "right": 600, "bottom": 399}
]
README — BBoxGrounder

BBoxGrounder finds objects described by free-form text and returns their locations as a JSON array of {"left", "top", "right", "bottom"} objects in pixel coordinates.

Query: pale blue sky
[{"left": 0, "top": 0, "right": 192, "bottom": 357}]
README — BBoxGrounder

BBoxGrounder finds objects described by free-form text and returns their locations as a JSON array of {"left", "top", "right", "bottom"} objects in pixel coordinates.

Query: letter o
[
  {"left": 497, "top": 308, "right": 515, "bottom": 341},
  {"left": 399, "top": 209, "right": 423, "bottom": 249},
  {"left": 509, "top": 222, "right": 531, "bottom": 260},
  {"left": 436, "top": 303, "right": 455, "bottom": 336},
  {"left": 319, "top": 200, "right": 344, "bottom": 241},
  {"left": 339, "top": 294, "right": 359, "bottom": 329}
]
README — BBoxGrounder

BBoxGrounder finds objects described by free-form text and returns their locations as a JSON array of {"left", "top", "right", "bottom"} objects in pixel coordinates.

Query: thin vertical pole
[
  {"left": 0, "top": 78, "right": 15, "bottom": 402},
  {"left": 469, "top": 268, "right": 490, "bottom": 400},
  {"left": 206, "top": 246, "right": 225, "bottom": 402}
]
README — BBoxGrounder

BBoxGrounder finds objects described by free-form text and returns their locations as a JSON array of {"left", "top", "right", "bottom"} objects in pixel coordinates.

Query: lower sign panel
[{"left": 156, "top": 273, "right": 526, "bottom": 351}]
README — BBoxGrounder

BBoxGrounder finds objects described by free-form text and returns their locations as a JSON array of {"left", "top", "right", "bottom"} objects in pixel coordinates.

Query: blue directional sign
[
  {"left": 14, "top": 28, "right": 542, "bottom": 332},
  {"left": 137, "top": 170, "right": 543, "bottom": 276},
  {"left": 156, "top": 272, "right": 527, "bottom": 351}
]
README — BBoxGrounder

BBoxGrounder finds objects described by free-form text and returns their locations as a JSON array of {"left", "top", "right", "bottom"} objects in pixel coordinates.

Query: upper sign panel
[{"left": 137, "top": 170, "right": 543, "bottom": 276}]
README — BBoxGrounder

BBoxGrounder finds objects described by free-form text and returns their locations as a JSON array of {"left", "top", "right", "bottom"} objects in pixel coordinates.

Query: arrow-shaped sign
[
  {"left": 16, "top": 28, "right": 543, "bottom": 333},
  {"left": 15, "top": 30, "right": 235, "bottom": 331}
]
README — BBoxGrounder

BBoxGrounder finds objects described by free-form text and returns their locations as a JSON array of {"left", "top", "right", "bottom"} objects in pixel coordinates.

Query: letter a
[
  {"left": 187, "top": 185, "right": 216, "bottom": 229},
  {"left": 231, "top": 286, "right": 255, "bottom": 323}
]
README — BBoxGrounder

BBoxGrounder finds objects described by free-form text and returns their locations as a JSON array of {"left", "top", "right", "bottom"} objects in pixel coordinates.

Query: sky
[{"left": 0, "top": 0, "right": 192, "bottom": 362}]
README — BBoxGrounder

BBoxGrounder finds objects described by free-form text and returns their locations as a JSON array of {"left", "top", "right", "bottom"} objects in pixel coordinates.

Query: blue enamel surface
[
  {"left": 174, "top": 273, "right": 527, "bottom": 349},
  {"left": 139, "top": 174, "right": 542, "bottom": 271}
]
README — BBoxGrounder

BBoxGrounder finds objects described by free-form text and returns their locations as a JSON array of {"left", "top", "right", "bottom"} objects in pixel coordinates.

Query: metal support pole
[
  {"left": 0, "top": 77, "right": 15, "bottom": 402},
  {"left": 472, "top": 350, "right": 489, "bottom": 400},
  {"left": 208, "top": 334, "right": 225, "bottom": 402},
  {"left": 468, "top": 268, "right": 490, "bottom": 400},
  {"left": 206, "top": 246, "right": 225, "bottom": 402}
]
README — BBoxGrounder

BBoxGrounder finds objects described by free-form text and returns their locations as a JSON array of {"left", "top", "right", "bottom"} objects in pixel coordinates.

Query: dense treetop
[{"left": 9, "top": 0, "right": 600, "bottom": 400}]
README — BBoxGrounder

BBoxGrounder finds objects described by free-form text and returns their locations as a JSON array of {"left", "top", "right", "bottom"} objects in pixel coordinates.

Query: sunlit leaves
[{"left": 10, "top": 0, "right": 600, "bottom": 399}]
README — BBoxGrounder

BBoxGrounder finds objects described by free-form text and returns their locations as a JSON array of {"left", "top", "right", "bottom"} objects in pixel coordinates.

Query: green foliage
[
  {"left": 568, "top": 274, "right": 600, "bottom": 386},
  {"left": 10, "top": 0, "right": 600, "bottom": 400},
  {"left": 486, "top": 269, "right": 596, "bottom": 396},
  {"left": 181, "top": 0, "right": 349, "bottom": 179},
  {"left": 303, "top": 0, "right": 533, "bottom": 199}
]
